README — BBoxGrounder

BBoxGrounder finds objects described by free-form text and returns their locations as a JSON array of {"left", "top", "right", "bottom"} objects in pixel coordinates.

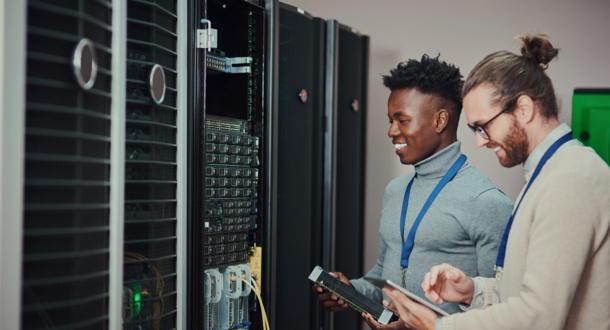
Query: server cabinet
[
  {"left": 123, "top": 0, "right": 188, "bottom": 329},
  {"left": 0, "top": 1, "right": 373, "bottom": 330},
  {"left": 0, "top": 1, "right": 27, "bottom": 329},
  {"left": 0, "top": 0, "right": 188, "bottom": 329},
  {"left": 275, "top": 4, "right": 326, "bottom": 330},
  {"left": 194, "top": 0, "right": 269, "bottom": 329},
  {"left": 21, "top": 1, "right": 114, "bottom": 328},
  {"left": 275, "top": 8, "right": 369, "bottom": 330},
  {"left": 330, "top": 22, "right": 369, "bottom": 330}
]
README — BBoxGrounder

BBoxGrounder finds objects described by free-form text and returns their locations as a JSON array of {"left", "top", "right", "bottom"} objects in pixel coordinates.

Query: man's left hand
[{"left": 382, "top": 287, "right": 439, "bottom": 330}]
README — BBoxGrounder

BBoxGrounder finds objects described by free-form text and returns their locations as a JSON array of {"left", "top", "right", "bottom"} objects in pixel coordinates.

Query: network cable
[{"left": 241, "top": 277, "right": 270, "bottom": 330}]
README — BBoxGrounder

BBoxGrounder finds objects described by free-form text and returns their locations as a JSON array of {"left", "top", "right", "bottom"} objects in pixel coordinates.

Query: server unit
[
  {"left": 193, "top": 0, "right": 268, "bottom": 329},
  {"left": 332, "top": 22, "right": 369, "bottom": 330},
  {"left": 275, "top": 5, "right": 369, "bottom": 330},
  {"left": 275, "top": 4, "right": 326, "bottom": 330},
  {"left": 123, "top": 0, "right": 183, "bottom": 329},
  {"left": 0, "top": 0, "right": 189, "bottom": 329},
  {"left": 21, "top": 1, "right": 113, "bottom": 328},
  {"left": 1, "top": 1, "right": 381, "bottom": 330}
]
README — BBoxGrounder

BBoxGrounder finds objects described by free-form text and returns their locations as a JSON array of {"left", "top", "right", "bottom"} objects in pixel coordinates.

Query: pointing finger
[{"left": 422, "top": 272, "right": 430, "bottom": 292}]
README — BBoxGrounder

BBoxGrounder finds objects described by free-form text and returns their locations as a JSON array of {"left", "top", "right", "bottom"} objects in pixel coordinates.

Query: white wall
[{"left": 282, "top": 0, "right": 610, "bottom": 301}]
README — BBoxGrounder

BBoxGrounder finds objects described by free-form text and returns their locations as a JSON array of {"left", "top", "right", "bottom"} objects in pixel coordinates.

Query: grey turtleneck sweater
[{"left": 350, "top": 140, "right": 513, "bottom": 314}]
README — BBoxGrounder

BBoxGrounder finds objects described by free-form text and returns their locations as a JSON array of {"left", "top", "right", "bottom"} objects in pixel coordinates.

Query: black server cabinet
[
  {"left": 276, "top": 4, "right": 325, "bottom": 330},
  {"left": 275, "top": 8, "right": 369, "bottom": 330},
  {"left": 333, "top": 23, "right": 369, "bottom": 330},
  {"left": 22, "top": 0, "right": 113, "bottom": 329},
  {"left": 123, "top": 0, "right": 179, "bottom": 329},
  {"left": 193, "top": 1, "right": 267, "bottom": 329}
]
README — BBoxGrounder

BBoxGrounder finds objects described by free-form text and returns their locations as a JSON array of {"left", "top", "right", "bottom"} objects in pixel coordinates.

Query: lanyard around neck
[
  {"left": 399, "top": 154, "right": 467, "bottom": 269},
  {"left": 495, "top": 131, "right": 573, "bottom": 269}
]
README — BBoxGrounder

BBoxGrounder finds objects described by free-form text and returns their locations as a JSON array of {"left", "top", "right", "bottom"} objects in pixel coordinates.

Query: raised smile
[{"left": 394, "top": 143, "right": 407, "bottom": 151}]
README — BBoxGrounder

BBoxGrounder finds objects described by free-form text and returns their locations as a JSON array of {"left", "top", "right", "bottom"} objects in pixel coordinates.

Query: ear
[
  {"left": 435, "top": 109, "right": 449, "bottom": 133},
  {"left": 513, "top": 95, "right": 535, "bottom": 124}
]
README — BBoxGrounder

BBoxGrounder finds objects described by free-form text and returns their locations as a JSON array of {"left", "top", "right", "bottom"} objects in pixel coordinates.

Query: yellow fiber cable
[
  {"left": 248, "top": 278, "right": 268, "bottom": 330},
  {"left": 242, "top": 280, "right": 267, "bottom": 330},
  {"left": 252, "top": 284, "right": 269, "bottom": 330},
  {"left": 242, "top": 278, "right": 270, "bottom": 330}
]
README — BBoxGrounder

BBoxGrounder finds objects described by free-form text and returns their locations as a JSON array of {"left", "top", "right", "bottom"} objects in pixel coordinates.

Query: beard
[{"left": 497, "top": 117, "right": 529, "bottom": 168}]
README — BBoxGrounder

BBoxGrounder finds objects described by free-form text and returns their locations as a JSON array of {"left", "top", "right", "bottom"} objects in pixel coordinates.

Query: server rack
[
  {"left": 0, "top": 1, "right": 367, "bottom": 330},
  {"left": 0, "top": 0, "right": 188, "bottom": 329},
  {"left": 275, "top": 4, "right": 326, "bottom": 330},
  {"left": 263, "top": 1, "right": 280, "bottom": 328},
  {"left": 0, "top": 1, "right": 28, "bottom": 329},
  {"left": 193, "top": 0, "right": 270, "bottom": 330},
  {"left": 122, "top": 0, "right": 188, "bottom": 329},
  {"left": 20, "top": 1, "right": 114, "bottom": 328},
  {"left": 274, "top": 6, "right": 369, "bottom": 330},
  {"left": 333, "top": 22, "right": 369, "bottom": 330}
]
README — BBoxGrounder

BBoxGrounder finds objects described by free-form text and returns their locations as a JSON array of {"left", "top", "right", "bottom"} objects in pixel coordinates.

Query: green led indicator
[{"left": 133, "top": 283, "right": 141, "bottom": 316}]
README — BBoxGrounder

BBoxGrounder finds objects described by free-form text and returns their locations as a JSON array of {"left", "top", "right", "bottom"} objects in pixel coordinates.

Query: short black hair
[{"left": 383, "top": 54, "right": 463, "bottom": 112}]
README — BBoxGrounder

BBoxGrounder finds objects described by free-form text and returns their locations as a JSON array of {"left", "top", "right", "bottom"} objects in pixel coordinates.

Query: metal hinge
[
  {"left": 197, "top": 28, "right": 217, "bottom": 50},
  {"left": 198, "top": 19, "right": 217, "bottom": 51}
]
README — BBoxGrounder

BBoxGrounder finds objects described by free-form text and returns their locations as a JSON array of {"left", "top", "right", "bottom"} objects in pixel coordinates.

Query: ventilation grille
[
  {"left": 123, "top": 0, "right": 178, "bottom": 329},
  {"left": 22, "top": 0, "right": 113, "bottom": 329},
  {"left": 204, "top": 303, "right": 219, "bottom": 330}
]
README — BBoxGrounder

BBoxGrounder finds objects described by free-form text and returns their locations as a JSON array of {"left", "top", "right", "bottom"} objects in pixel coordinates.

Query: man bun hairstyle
[
  {"left": 519, "top": 34, "right": 559, "bottom": 70},
  {"left": 383, "top": 54, "right": 464, "bottom": 114},
  {"left": 463, "top": 33, "right": 560, "bottom": 119}
]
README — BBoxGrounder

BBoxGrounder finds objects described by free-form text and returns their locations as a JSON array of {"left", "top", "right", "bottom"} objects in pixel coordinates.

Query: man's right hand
[
  {"left": 421, "top": 263, "right": 475, "bottom": 305},
  {"left": 362, "top": 312, "right": 410, "bottom": 330},
  {"left": 311, "top": 271, "right": 351, "bottom": 312}
]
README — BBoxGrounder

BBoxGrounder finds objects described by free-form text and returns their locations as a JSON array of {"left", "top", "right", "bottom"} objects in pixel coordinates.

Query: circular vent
[
  {"left": 72, "top": 38, "right": 98, "bottom": 90},
  {"left": 149, "top": 64, "right": 167, "bottom": 104}
]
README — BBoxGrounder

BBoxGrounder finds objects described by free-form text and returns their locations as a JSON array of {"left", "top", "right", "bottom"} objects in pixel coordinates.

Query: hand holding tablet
[
  {"left": 381, "top": 286, "right": 440, "bottom": 330},
  {"left": 364, "top": 276, "right": 449, "bottom": 317}
]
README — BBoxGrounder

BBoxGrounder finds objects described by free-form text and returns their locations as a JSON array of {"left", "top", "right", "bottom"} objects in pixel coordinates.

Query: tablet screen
[{"left": 363, "top": 276, "right": 449, "bottom": 317}]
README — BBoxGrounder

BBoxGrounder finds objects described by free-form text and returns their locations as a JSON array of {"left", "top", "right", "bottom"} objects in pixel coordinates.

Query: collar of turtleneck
[{"left": 413, "top": 140, "right": 463, "bottom": 180}]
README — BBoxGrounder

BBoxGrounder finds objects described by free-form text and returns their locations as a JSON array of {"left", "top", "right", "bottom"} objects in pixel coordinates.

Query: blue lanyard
[
  {"left": 399, "top": 154, "right": 467, "bottom": 268},
  {"left": 495, "top": 131, "right": 573, "bottom": 268}
]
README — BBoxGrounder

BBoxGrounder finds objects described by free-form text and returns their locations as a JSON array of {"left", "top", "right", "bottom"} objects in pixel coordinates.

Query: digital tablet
[
  {"left": 363, "top": 276, "right": 449, "bottom": 317},
  {"left": 309, "top": 266, "right": 398, "bottom": 325}
]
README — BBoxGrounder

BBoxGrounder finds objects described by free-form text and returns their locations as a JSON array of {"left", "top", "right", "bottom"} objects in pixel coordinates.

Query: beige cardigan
[{"left": 441, "top": 146, "right": 610, "bottom": 330}]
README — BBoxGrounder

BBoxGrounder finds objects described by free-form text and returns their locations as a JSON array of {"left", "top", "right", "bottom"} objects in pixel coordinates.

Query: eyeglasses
[{"left": 467, "top": 103, "right": 512, "bottom": 140}]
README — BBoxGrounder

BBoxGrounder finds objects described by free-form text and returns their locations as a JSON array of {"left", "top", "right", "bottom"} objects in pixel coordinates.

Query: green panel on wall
[{"left": 572, "top": 89, "right": 610, "bottom": 166}]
